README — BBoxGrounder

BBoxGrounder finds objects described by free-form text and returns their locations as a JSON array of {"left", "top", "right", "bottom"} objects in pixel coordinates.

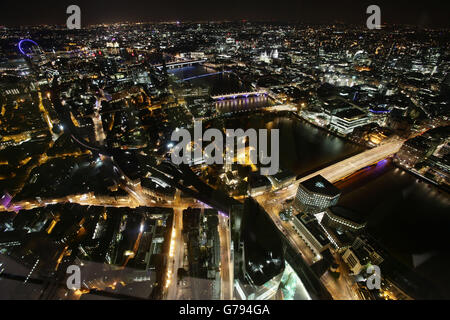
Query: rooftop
[
  {"left": 300, "top": 175, "right": 341, "bottom": 198},
  {"left": 335, "top": 108, "right": 367, "bottom": 121},
  {"left": 328, "top": 206, "right": 366, "bottom": 225}
]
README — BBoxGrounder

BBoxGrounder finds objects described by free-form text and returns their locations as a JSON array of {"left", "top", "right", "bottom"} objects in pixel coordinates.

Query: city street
[
  {"left": 218, "top": 214, "right": 233, "bottom": 300},
  {"left": 166, "top": 206, "right": 184, "bottom": 299}
]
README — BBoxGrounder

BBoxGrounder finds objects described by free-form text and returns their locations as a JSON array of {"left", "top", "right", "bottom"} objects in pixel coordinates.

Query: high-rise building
[{"left": 233, "top": 199, "right": 285, "bottom": 300}]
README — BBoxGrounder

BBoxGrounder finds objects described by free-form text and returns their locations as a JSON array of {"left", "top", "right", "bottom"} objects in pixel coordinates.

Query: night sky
[{"left": 0, "top": 0, "right": 449, "bottom": 27}]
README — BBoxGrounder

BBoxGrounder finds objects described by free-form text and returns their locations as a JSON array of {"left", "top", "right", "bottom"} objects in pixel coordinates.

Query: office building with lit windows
[
  {"left": 322, "top": 206, "right": 367, "bottom": 233},
  {"left": 342, "top": 236, "right": 384, "bottom": 275},
  {"left": 293, "top": 175, "right": 341, "bottom": 215},
  {"left": 330, "top": 108, "right": 369, "bottom": 135}
]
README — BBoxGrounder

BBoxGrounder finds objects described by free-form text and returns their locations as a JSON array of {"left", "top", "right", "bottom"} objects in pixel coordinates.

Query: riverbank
[
  {"left": 292, "top": 111, "right": 369, "bottom": 150},
  {"left": 393, "top": 161, "right": 450, "bottom": 194}
]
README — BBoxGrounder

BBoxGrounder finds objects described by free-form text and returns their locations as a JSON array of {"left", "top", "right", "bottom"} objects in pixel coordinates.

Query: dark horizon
[{"left": 1, "top": 0, "right": 449, "bottom": 28}]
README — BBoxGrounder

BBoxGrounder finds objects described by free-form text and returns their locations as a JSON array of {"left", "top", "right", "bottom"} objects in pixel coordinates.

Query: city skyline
[{"left": 0, "top": 1, "right": 449, "bottom": 307}]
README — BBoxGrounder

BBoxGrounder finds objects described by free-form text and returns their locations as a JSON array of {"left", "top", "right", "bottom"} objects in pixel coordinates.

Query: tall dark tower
[{"left": 233, "top": 198, "right": 285, "bottom": 299}]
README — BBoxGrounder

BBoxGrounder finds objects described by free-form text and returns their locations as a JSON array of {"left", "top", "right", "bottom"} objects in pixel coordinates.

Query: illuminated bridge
[
  {"left": 177, "top": 70, "right": 231, "bottom": 82},
  {"left": 258, "top": 138, "right": 405, "bottom": 205},
  {"left": 155, "top": 59, "right": 207, "bottom": 70},
  {"left": 211, "top": 91, "right": 268, "bottom": 100},
  {"left": 297, "top": 138, "right": 404, "bottom": 184}
]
